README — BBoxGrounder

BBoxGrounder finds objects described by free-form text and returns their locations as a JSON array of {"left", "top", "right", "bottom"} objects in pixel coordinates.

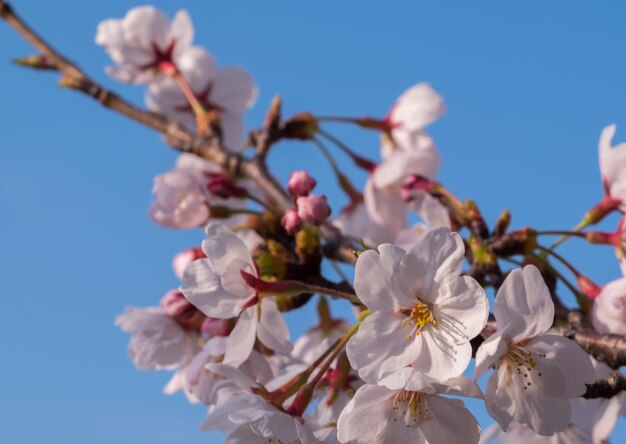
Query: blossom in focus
[
  {"left": 96, "top": 6, "right": 194, "bottom": 83},
  {"left": 599, "top": 124, "right": 626, "bottom": 211},
  {"left": 181, "top": 223, "right": 291, "bottom": 365},
  {"left": 336, "top": 381, "right": 481, "bottom": 444},
  {"left": 116, "top": 306, "right": 199, "bottom": 371},
  {"left": 347, "top": 227, "right": 489, "bottom": 385},
  {"left": 475, "top": 266, "right": 596, "bottom": 435},
  {"left": 146, "top": 47, "right": 257, "bottom": 150},
  {"left": 591, "top": 276, "right": 626, "bottom": 335}
]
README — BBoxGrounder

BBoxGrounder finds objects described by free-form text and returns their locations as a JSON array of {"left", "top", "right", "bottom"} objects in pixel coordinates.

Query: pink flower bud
[
  {"left": 281, "top": 208, "right": 302, "bottom": 235},
  {"left": 297, "top": 195, "right": 331, "bottom": 225},
  {"left": 160, "top": 290, "right": 201, "bottom": 330},
  {"left": 288, "top": 171, "right": 317, "bottom": 197},
  {"left": 172, "top": 246, "right": 206, "bottom": 279}
]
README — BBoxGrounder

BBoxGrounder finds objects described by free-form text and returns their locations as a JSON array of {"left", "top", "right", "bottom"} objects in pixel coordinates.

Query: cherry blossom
[
  {"left": 116, "top": 306, "right": 199, "bottom": 371},
  {"left": 475, "top": 266, "right": 596, "bottom": 435},
  {"left": 347, "top": 227, "right": 489, "bottom": 385},
  {"left": 386, "top": 82, "right": 446, "bottom": 137},
  {"left": 172, "top": 246, "right": 205, "bottom": 280},
  {"left": 591, "top": 276, "right": 626, "bottom": 335},
  {"left": 145, "top": 47, "right": 257, "bottom": 150},
  {"left": 201, "top": 364, "right": 320, "bottom": 444},
  {"left": 96, "top": 6, "right": 194, "bottom": 83},
  {"left": 599, "top": 124, "right": 626, "bottom": 211},
  {"left": 288, "top": 170, "right": 317, "bottom": 197},
  {"left": 297, "top": 194, "right": 331, "bottom": 225},
  {"left": 180, "top": 223, "right": 291, "bottom": 365},
  {"left": 336, "top": 381, "right": 481, "bottom": 444}
]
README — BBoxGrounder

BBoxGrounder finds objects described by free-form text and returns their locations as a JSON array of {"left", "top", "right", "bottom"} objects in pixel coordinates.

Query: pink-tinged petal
[
  {"left": 598, "top": 124, "right": 626, "bottom": 207},
  {"left": 389, "top": 82, "right": 445, "bottom": 131},
  {"left": 223, "top": 308, "right": 257, "bottom": 366},
  {"left": 494, "top": 266, "right": 554, "bottom": 341},
  {"left": 213, "top": 66, "right": 258, "bottom": 115},
  {"left": 346, "top": 311, "right": 421, "bottom": 383},
  {"left": 363, "top": 177, "right": 408, "bottom": 236},
  {"left": 372, "top": 145, "right": 440, "bottom": 190},
  {"left": 418, "top": 193, "right": 451, "bottom": 229},
  {"left": 591, "top": 395, "right": 623, "bottom": 443},
  {"left": 175, "top": 46, "right": 218, "bottom": 92},
  {"left": 224, "top": 425, "right": 269, "bottom": 444},
  {"left": 406, "top": 227, "right": 465, "bottom": 284},
  {"left": 354, "top": 243, "right": 411, "bottom": 310},
  {"left": 591, "top": 277, "right": 626, "bottom": 335},
  {"left": 122, "top": 6, "right": 170, "bottom": 51},
  {"left": 410, "top": 329, "right": 472, "bottom": 381},
  {"left": 377, "top": 367, "right": 438, "bottom": 392},
  {"left": 180, "top": 258, "right": 249, "bottom": 318},
  {"left": 169, "top": 9, "right": 194, "bottom": 58},
  {"left": 474, "top": 330, "right": 509, "bottom": 380},
  {"left": 513, "top": 378, "right": 571, "bottom": 435},
  {"left": 436, "top": 276, "right": 489, "bottom": 340},
  {"left": 256, "top": 299, "right": 292, "bottom": 353},
  {"left": 420, "top": 396, "right": 480, "bottom": 444},
  {"left": 206, "top": 363, "right": 259, "bottom": 390},
  {"left": 219, "top": 110, "right": 246, "bottom": 151},
  {"left": 525, "top": 335, "right": 596, "bottom": 396}
]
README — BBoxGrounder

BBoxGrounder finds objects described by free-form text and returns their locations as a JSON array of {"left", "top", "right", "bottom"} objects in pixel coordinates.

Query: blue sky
[{"left": 1, "top": 0, "right": 625, "bottom": 442}]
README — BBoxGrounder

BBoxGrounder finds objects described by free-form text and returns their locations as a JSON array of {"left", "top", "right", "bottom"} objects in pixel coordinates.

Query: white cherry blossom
[
  {"left": 475, "top": 266, "right": 596, "bottom": 436},
  {"left": 599, "top": 124, "right": 626, "bottom": 211},
  {"left": 181, "top": 223, "right": 291, "bottom": 365},
  {"left": 336, "top": 380, "right": 481, "bottom": 444},
  {"left": 386, "top": 82, "right": 446, "bottom": 137},
  {"left": 591, "top": 276, "right": 626, "bottom": 335},
  {"left": 116, "top": 306, "right": 199, "bottom": 371},
  {"left": 96, "top": 6, "right": 194, "bottom": 84},
  {"left": 201, "top": 364, "right": 319, "bottom": 444},
  {"left": 146, "top": 47, "right": 257, "bottom": 150},
  {"left": 347, "top": 227, "right": 489, "bottom": 385}
]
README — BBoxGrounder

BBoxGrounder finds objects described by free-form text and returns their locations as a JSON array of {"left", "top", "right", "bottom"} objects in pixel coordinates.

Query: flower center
[
  {"left": 397, "top": 300, "right": 437, "bottom": 340},
  {"left": 501, "top": 346, "right": 546, "bottom": 391},
  {"left": 391, "top": 390, "right": 429, "bottom": 427}
]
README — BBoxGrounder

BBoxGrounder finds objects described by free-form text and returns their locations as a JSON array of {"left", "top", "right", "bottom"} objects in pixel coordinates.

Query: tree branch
[{"left": 583, "top": 372, "right": 626, "bottom": 399}]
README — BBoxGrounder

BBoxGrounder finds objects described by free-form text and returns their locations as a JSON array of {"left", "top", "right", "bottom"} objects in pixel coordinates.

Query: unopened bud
[
  {"left": 490, "top": 228, "right": 537, "bottom": 256},
  {"left": 201, "top": 317, "right": 233, "bottom": 337},
  {"left": 283, "top": 112, "right": 320, "bottom": 140},
  {"left": 160, "top": 290, "right": 202, "bottom": 330},
  {"left": 281, "top": 208, "right": 302, "bottom": 235},
  {"left": 288, "top": 170, "right": 317, "bottom": 197},
  {"left": 13, "top": 54, "right": 56, "bottom": 70},
  {"left": 577, "top": 275, "right": 601, "bottom": 300},
  {"left": 582, "top": 196, "right": 622, "bottom": 227},
  {"left": 297, "top": 195, "right": 331, "bottom": 225}
]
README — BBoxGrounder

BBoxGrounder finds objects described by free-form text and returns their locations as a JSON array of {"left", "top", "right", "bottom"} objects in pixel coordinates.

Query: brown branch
[
  {"left": 569, "top": 329, "right": 626, "bottom": 370},
  {"left": 0, "top": 2, "right": 360, "bottom": 264},
  {"left": 583, "top": 372, "right": 626, "bottom": 399}
]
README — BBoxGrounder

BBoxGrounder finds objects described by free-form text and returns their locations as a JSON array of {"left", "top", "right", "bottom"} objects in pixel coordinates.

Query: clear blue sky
[{"left": 1, "top": 1, "right": 625, "bottom": 443}]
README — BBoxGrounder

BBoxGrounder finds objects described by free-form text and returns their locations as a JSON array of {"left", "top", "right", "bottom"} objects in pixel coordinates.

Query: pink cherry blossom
[
  {"left": 297, "top": 194, "right": 331, "bottom": 225},
  {"left": 180, "top": 223, "right": 291, "bottom": 365},
  {"left": 288, "top": 170, "right": 317, "bottom": 197},
  {"left": 337, "top": 381, "right": 480, "bottom": 444},
  {"left": 96, "top": 6, "right": 194, "bottom": 83},
  {"left": 347, "top": 227, "right": 489, "bottom": 385},
  {"left": 599, "top": 124, "right": 626, "bottom": 211},
  {"left": 591, "top": 277, "right": 626, "bottom": 335},
  {"left": 148, "top": 168, "right": 209, "bottom": 229},
  {"left": 475, "top": 266, "right": 596, "bottom": 436},
  {"left": 116, "top": 306, "right": 199, "bottom": 371},
  {"left": 387, "top": 82, "right": 446, "bottom": 135},
  {"left": 145, "top": 47, "right": 257, "bottom": 150}
]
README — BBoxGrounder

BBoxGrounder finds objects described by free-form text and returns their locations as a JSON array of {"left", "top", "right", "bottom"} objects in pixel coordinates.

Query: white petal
[
  {"left": 169, "top": 9, "right": 194, "bottom": 58},
  {"left": 406, "top": 227, "right": 465, "bottom": 284},
  {"left": 256, "top": 298, "right": 292, "bottom": 353},
  {"left": 223, "top": 308, "right": 257, "bottom": 366},
  {"left": 420, "top": 395, "right": 480, "bottom": 444}
]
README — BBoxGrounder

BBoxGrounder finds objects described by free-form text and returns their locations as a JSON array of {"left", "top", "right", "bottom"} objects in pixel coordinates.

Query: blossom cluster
[{"left": 95, "top": 5, "right": 626, "bottom": 444}]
